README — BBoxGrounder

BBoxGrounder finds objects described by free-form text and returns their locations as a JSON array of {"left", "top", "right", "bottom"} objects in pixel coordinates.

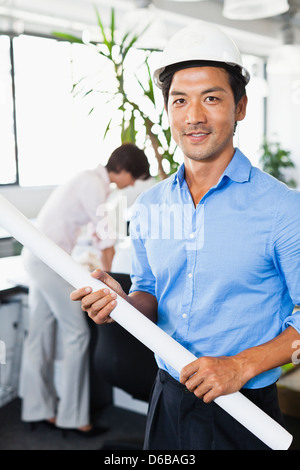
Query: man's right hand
[{"left": 70, "top": 269, "right": 127, "bottom": 324}]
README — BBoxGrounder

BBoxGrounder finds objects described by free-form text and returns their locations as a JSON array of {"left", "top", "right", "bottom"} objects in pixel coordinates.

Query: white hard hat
[{"left": 153, "top": 21, "right": 250, "bottom": 88}]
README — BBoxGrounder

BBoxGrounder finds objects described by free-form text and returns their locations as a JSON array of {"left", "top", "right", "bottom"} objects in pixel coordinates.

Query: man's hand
[
  {"left": 180, "top": 355, "right": 247, "bottom": 403},
  {"left": 180, "top": 326, "right": 300, "bottom": 403},
  {"left": 70, "top": 269, "right": 127, "bottom": 324}
]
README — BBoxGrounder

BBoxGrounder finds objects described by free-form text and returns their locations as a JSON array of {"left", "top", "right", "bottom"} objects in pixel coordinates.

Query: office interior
[{"left": 1, "top": 0, "right": 300, "bottom": 450}]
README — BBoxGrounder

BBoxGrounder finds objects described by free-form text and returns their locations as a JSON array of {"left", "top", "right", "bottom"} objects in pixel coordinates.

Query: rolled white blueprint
[{"left": 0, "top": 192, "right": 292, "bottom": 450}]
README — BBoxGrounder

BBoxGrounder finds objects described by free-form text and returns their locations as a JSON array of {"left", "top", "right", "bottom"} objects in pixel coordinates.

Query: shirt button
[
  {"left": 189, "top": 233, "right": 195, "bottom": 239},
  {"left": 182, "top": 313, "right": 187, "bottom": 319},
  {"left": 188, "top": 273, "right": 192, "bottom": 278}
]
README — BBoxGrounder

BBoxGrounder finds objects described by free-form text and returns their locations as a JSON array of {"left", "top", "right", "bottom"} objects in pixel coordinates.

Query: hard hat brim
[
  {"left": 156, "top": 59, "right": 250, "bottom": 88},
  {"left": 154, "top": 59, "right": 250, "bottom": 89}
]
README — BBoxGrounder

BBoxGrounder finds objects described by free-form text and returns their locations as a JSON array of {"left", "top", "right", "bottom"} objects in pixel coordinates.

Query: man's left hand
[{"left": 180, "top": 356, "right": 247, "bottom": 403}]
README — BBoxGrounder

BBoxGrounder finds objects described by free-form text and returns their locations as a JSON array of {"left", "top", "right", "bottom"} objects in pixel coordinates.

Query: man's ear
[{"left": 235, "top": 94, "right": 248, "bottom": 123}]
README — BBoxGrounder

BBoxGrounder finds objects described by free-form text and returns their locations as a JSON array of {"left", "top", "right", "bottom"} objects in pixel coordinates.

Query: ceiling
[{"left": 0, "top": 0, "right": 300, "bottom": 57}]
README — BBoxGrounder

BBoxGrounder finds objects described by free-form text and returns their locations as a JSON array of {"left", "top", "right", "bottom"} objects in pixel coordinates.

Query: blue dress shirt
[{"left": 129, "top": 149, "right": 300, "bottom": 389}]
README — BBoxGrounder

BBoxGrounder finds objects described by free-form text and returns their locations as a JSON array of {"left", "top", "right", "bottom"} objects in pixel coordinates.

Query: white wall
[
  {"left": 267, "top": 45, "right": 300, "bottom": 186},
  {"left": 0, "top": 186, "right": 54, "bottom": 219}
]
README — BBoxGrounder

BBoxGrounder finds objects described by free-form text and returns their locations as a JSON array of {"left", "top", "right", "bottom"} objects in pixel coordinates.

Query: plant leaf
[
  {"left": 52, "top": 31, "right": 83, "bottom": 44},
  {"left": 94, "top": 5, "right": 111, "bottom": 54},
  {"left": 145, "top": 58, "right": 155, "bottom": 103},
  {"left": 103, "top": 117, "right": 113, "bottom": 139},
  {"left": 110, "top": 7, "right": 115, "bottom": 49}
]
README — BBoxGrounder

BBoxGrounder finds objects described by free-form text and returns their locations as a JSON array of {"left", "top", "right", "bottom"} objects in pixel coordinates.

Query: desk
[
  {"left": 0, "top": 226, "right": 23, "bottom": 258},
  {"left": 0, "top": 255, "right": 28, "bottom": 297},
  {"left": 0, "top": 256, "right": 113, "bottom": 412},
  {"left": 0, "top": 256, "right": 28, "bottom": 406}
]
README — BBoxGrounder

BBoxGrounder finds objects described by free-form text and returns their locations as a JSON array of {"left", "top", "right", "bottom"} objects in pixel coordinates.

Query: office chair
[{"left": 88, "top": 272, "right": 158, "bottom": 449}]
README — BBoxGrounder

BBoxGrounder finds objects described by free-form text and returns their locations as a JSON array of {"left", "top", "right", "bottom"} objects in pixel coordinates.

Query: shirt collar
[
  {"left": 222, "top": 148, "right": 252, "bottom": 183},
  {"left": 173, "top": 148, "right": 252, "bottom": 187},
  {"left": 173, "top": 163, "right": 186, "bottom": 187}
]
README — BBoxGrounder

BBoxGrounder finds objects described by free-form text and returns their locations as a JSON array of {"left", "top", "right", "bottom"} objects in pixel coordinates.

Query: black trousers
[{"left": 143, "top": 369, "right": 285, "bottom": 450}]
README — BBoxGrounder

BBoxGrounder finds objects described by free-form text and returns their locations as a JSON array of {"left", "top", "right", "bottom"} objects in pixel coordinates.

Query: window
[
  {"left": 0, "top": 34, "right": 267, "bottom": 187},
  {"left": 13, "top": 35, "right": 118, "bottom": 187},
  {"left": 234, "top": 54, "right": 267, "bottom": 167}
]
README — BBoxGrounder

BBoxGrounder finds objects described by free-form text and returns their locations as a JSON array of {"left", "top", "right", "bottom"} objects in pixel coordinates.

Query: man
[
  {"left": 21, "top": 143, "right": 150, "bottom": 435},
  {"left": 70, "top": 22, "right": 300, "bottom": 449}
]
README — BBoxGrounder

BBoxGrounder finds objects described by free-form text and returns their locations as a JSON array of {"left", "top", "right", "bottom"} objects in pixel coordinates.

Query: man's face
[
  {"left": 166, "top": 66, "right": 247, "bottom": 164},
  {"left": 113, "top": 170, "right": 135, "bottom": 189}
]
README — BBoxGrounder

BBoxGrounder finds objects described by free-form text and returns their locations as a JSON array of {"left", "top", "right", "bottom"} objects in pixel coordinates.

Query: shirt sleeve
[
  {"left": 129, "top": 200, "right": 156, "bottom": 297},
  {"left": 272, "top": 188, "right": 300, "bottom": 333},
  {"left": 78, "top": 171, "right": 115, "bottom": 250}
]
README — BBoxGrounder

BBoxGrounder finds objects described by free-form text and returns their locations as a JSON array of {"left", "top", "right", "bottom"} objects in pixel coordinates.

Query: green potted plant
[
  {"left": 260, "top": 139, "right": 297, "bottom": 188},
  {"left": 54, "top": 7, "right": 179, "bottom": 180}
]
